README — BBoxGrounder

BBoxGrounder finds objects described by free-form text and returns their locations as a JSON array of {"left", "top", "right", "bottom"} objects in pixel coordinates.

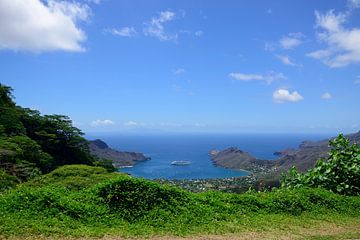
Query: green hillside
[{"left": 0, "top": 164, "right": 360, "bottom": 239}]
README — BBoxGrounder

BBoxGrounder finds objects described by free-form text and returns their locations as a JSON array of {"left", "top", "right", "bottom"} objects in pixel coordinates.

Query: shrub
[
  {"left": 94, "top": 176, "right": 192, "bottom": 221},
  {"left": 27, "top": 165, "right": 120, "bottom": 190},
  {"left": 0, "top": 169, "right": 19, "bottom": 192},
  {"left": 0, "top": 185, "right": 108, "bottom": 220},
  {"left": 282, "top": 134, "right": 360, "bottom": 195}
]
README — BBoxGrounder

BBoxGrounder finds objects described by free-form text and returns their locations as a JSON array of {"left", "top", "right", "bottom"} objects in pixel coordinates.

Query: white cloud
[
  {"left": 273, "top": 89, "right": 304, "bottom": 103},
  {"left": 86, "top": 0, "right": 101, "bottom": 4},
  {"left": 124, "top": 121, "right": 138, "bottom": 126},
  {"left": 279, "top": 32, "right": 304, "bottom": 49},
  {"left": 143, "top": 11, "right": 177, "bottom": 41},
  {"left": 229, "top": 73, "right": 263, "bottom": 81},
  {"left": 106, "top": 27, "right": 137, "bottom": 37},
  {"left": 265, "top": 71, "right": 287, "bottom": 83},
  {"left": 276, "top": 55, "right": 301, "bottom": 67},
  {"left": 194, "top": 122, "right": 206, "bottom": 127},
  {"left": 229, "top": 71, "right": 286, "bottom": 84},
  {"left": 49, "top": 1, "right": 91, "bottom": 22},
  {"left": 195, "top": 30, "right": 204, "bottom": 37},
  {"left": 173, "top": 68, "right": 185, "bottom": 75},
  {"left": 159, "top": 122, "right": 183, "bottom": 127},
  {"left": 348, "top": 0, "right": 360, "bottom": 8},
  {"left": 90, "top": 119, "right": 115, "bottom": 127},
  {"left": 264, "top": 42, "right": 275, "bottom": 52},
  {"left": 354, "top": 76, "right": 360, "bottom": 84},
  {"left": 179, "top": 30, "right": 191, "bottom": 35},
  {"left": 0, "top": 0, "right": 90, "bottom": 52},
  {"left": 307, "top": 49, "right": 332, "bottom": 59},
  {"left": 321, "top": 92, "right": 332, "bottom": 99},
  {"left": 307, "top": 10, "right": 360, "bottom": 68}
]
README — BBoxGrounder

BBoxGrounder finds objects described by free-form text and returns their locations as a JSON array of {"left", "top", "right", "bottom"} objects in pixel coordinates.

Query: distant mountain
[
  {"left": 89, "top": 139, "right": 150, "bottom": 168},
  {"left": 210, "top": 131, "right": 360, "bottom": 175}
]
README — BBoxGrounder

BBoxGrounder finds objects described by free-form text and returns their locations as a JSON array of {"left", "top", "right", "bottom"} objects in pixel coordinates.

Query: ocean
[{"left": 89, "top": 133, "right": 332, "bottom": 180}]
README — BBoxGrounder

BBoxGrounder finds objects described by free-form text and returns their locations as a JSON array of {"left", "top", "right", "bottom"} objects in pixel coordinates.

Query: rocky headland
[
  {"left": 210, "top": 131, "right": 360, "bottom": 175},
  {"left": 89, "top": 139, "right": 150, "bottom": 168}
]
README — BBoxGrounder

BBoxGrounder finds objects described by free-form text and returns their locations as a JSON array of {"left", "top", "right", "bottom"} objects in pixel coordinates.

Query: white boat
[{"left": 171, "top": 160, "right": 191, "bottom": 166}]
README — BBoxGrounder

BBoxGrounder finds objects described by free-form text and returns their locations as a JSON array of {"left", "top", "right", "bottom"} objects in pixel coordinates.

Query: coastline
[
  {"left": 211, "top": 162, "right": 253, "bottom": 174},
  {"left": 154, "top": 175, "right": 257, "bottom": 193}
]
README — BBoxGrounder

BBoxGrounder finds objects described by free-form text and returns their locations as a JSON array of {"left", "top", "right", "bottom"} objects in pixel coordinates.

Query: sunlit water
[{"left": 87, "top": 133, "right": 331, "bottom": 179}]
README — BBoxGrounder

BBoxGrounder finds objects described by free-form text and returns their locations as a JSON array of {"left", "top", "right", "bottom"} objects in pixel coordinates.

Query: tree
[
  {"left": 0, "top": 84, "right": 15, "bottom": 107},
  {"left": 0, "top": 83, "right": 104, "bottom": 176}
]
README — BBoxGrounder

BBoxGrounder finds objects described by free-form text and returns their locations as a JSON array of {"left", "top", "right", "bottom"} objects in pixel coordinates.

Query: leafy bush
[
  {"left": 282, "top": 134, "right": 360, "bottom": 195},
  {"left": 0, "top": 169, "right": 18, "bottom": 192},
  {"left": 94, "top": 176, "right": 192, "bottom": 221},
  {"left": 27, "top": 165, "right": 120, "bottom": 190},
  {"left": 0, "top": 185, "right": 108, "bottom": 220},
  {"left": 198, "top": 187, "right": 360, "bottom": 216}
]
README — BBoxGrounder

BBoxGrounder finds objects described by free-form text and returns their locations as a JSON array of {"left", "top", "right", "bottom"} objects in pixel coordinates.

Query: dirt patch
[{"left": 1, "top": 221, "right": 359, "bottom": 240}]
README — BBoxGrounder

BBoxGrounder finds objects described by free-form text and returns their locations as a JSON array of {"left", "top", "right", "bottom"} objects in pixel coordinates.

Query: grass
[{"left": 0, "top": 165, "right": 359, "bottom": 239}]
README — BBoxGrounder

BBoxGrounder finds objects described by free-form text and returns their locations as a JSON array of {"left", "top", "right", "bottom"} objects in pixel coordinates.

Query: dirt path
[{"left": 1, "top": 220, "right": 359, "bottom": 240}]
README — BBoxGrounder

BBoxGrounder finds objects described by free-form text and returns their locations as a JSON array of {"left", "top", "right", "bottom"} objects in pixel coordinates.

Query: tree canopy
[{"left": 0, "top": 83, "right": 113, "bottom": 183}]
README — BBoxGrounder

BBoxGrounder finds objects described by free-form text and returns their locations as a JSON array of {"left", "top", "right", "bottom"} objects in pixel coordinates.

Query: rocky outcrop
[
  {"left": 210, "top": 147, "right": 272, "bottom": 172},
  {"left": 210, "top": 131, "right": 360, "bottom": 175},
  {"left": 89, "top": 139, "right": 150, "bottom": 168}
]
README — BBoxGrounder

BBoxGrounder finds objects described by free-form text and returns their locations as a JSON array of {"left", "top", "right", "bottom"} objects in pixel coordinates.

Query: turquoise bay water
[{"left": 89, "top": 133, "right": 331, "bottom": 180}]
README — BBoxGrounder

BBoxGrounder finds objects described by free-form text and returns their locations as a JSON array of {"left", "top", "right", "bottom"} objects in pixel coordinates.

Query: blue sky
[{"left": 1, "top": 0, "right": 360, "bottom": 134}]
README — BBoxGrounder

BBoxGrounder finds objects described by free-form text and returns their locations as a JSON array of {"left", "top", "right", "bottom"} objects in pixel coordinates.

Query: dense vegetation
[
  {"left": 0, "top": 165, "right": 359, "bottom": 238},
  {"left": 0, "top": 84, "right": 114, "bottom": 187},
  {"left": 282, "top": 134, "right": 360, "bottom": 196}
]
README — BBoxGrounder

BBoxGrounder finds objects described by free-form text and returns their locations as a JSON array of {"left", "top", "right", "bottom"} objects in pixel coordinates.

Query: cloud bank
[{"left": 307, "top": 10, "right": 360, "bottom": 67}]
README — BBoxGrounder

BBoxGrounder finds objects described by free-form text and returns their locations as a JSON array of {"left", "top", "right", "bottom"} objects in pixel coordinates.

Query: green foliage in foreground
[
  {"left": 0, "top": 165, "right": 359, "bottom": 237},
  {"left": 282, "top": 134, "right": 360, "bottom": 196},
  {"left": 26, "top": 164, "right": 121, "bottom": 190},
  {"left": 0, "top": 169, "right": 18, "bottom": 192},
  {"left": 0, "top": 83, "right": 115, "bottom": 185}
]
